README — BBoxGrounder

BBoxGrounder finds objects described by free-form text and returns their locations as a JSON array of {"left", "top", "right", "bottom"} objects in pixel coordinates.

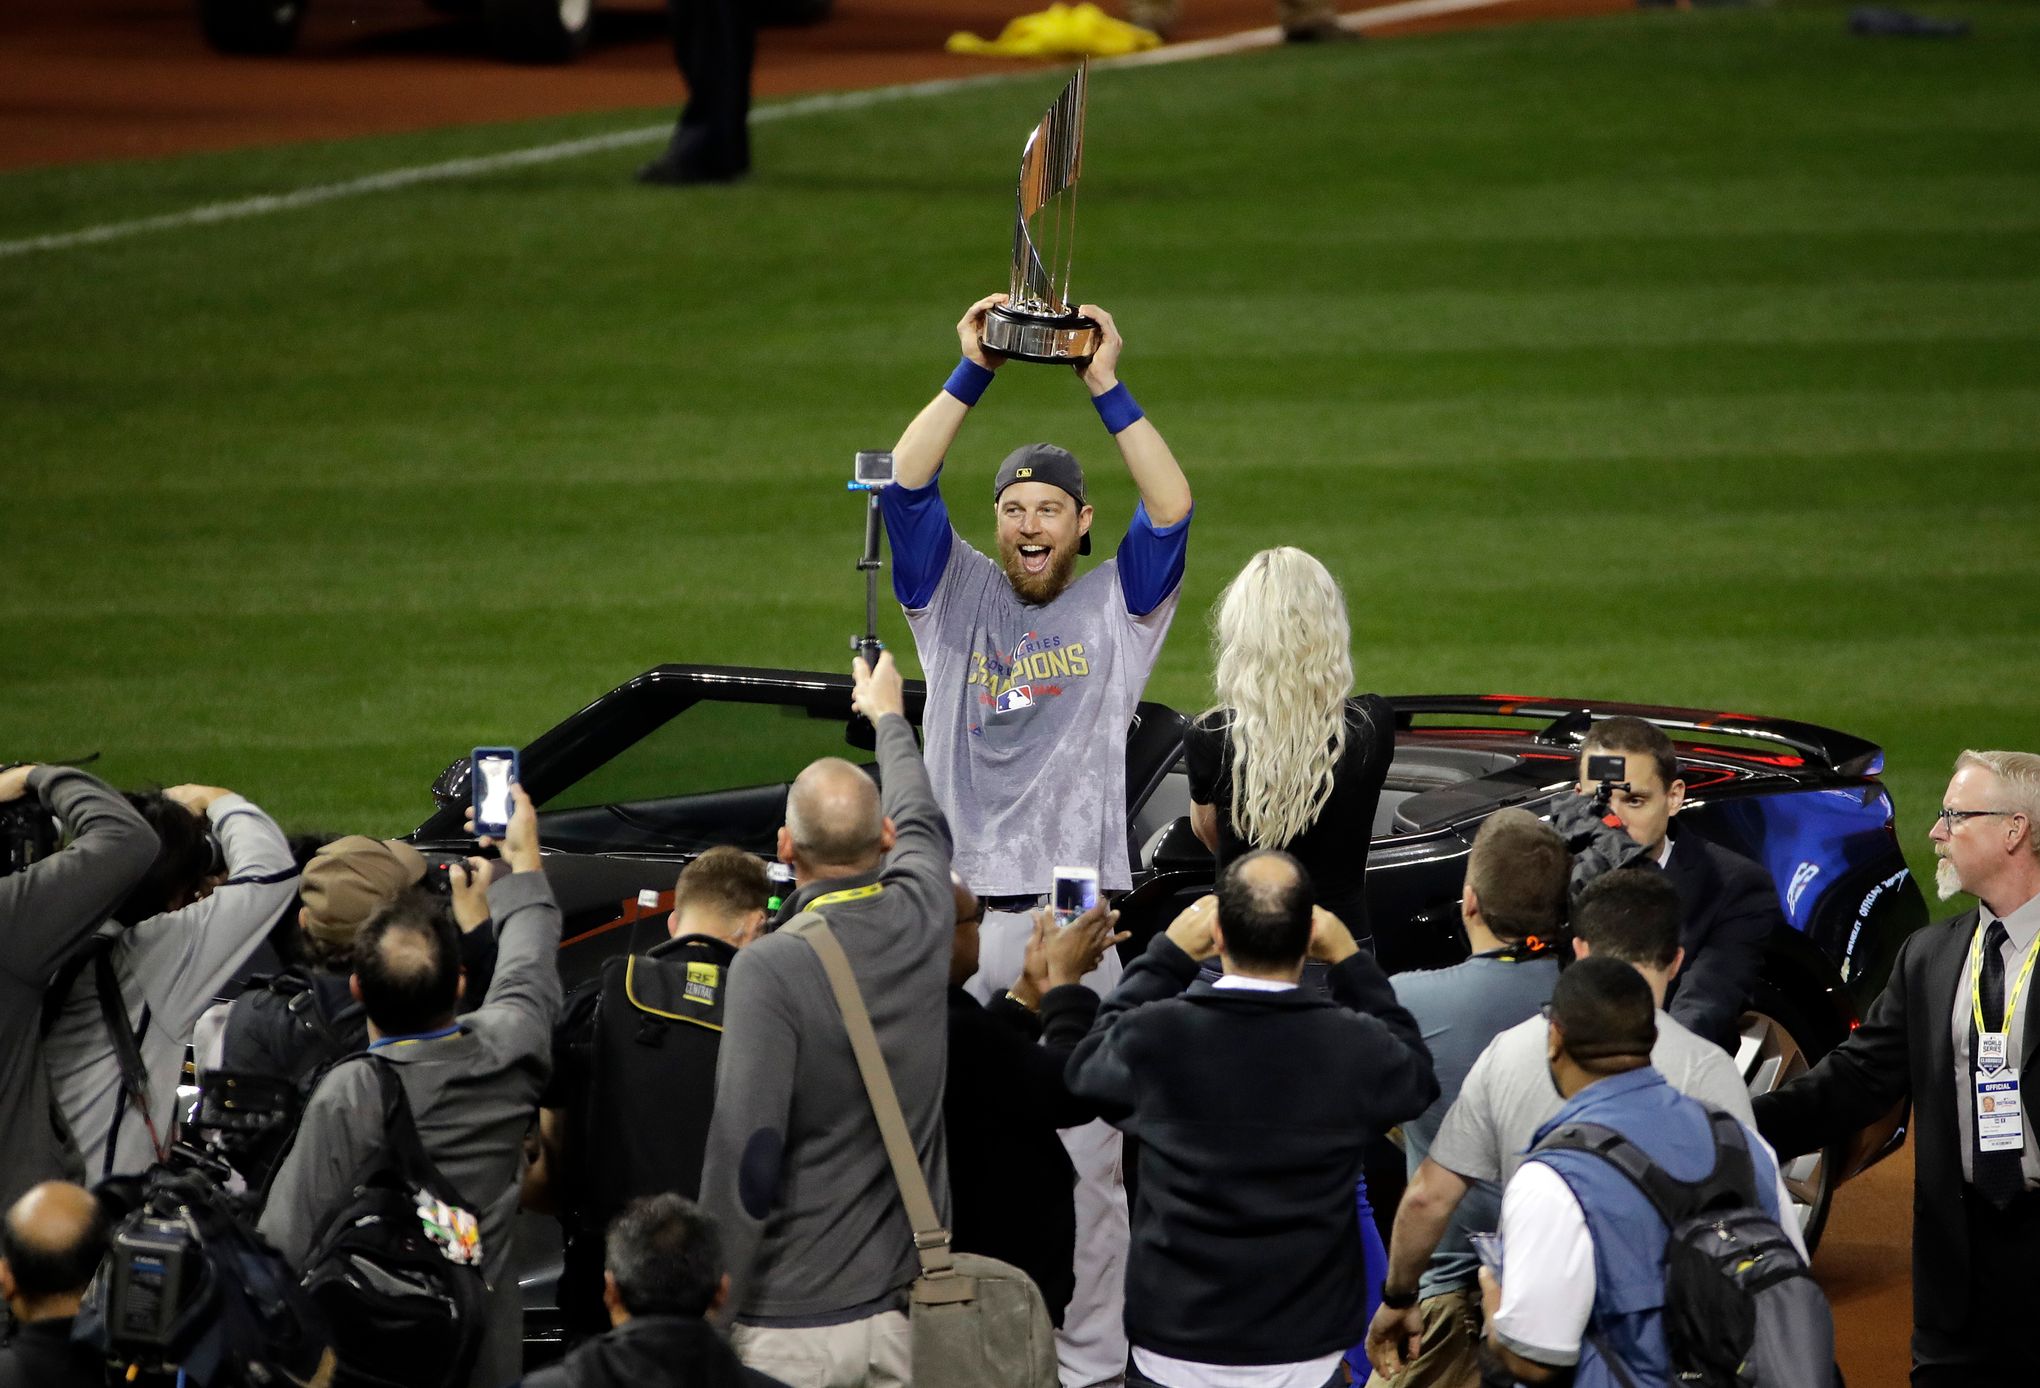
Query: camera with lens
[{"left": 0, "top": 764, "right": 59, "bottom": 878}]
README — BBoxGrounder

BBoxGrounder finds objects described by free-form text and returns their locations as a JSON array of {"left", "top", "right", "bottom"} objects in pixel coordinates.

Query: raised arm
[
  {"left": 1075, "top": 304, "right": 1190, "bottom": 527},
  {"left": 891, "top": 294, "right": 1010, "bottom": 490},
  {"left": 0, "top": 765, "right": 156, "bottom": 984}
]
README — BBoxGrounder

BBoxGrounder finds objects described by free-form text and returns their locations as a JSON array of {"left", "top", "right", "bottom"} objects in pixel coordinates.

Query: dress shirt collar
[
  {"left": 1980, "top": 890, "right": 2040, "bottom": 953},
  {"left": 1212, "top": 973, "right": 1297, "bottom": 992}
]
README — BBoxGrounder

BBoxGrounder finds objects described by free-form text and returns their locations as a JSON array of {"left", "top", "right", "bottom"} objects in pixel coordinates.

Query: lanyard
[
  {"left": 370, "top": 1023, "right": 463, "bottom": 1051},
  {"left": 805, "top": 883, "right": 884, "bottom": 911},
  {"left": 1970, "top": 921, "right": 2040, "bottom": 1040}
]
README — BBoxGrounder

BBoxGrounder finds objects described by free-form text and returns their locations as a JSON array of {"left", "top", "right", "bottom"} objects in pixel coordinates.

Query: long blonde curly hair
[{"left": 1209, "top": 547, "right": 1355, "bottom": 849}]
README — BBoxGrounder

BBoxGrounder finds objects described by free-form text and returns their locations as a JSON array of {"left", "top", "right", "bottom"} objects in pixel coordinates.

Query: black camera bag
[{"left": 298, "top": 1054, "right": 489, "bottom": 1388}]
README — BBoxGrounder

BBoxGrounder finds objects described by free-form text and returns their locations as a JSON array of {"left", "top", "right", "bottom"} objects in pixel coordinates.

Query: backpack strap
[
  {"left": 355, "top": 1052, "right": 477, "bottom": 1212},
  {"left": 1536, "top": 1109, "right": 1764, "bottom": 1227},
  {"left": 782, "top": 911, "right": 957, "bottom": 1284},
  {"left": 1535, "top": 1121, "right": 1697, "bottom": 1227}
]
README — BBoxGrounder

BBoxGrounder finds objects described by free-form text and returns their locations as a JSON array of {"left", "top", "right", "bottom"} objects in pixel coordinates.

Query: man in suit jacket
[
  {"left": 1578, "top": 716, "right": 1778, "bottom": 1051},
  {"left": 1754, "top": 749, "right": 2040, "bottom": 1385}
]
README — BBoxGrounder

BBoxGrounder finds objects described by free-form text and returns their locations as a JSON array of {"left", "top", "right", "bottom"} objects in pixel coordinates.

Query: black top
[
  {"left": 519, "top": 1312, "right": 789, "bottom": 1388},
  {"left": 944, "top": 982, "right": 1101, "bottom": 1326},
  {"left": 1064, "top": 935, "right": 1439, "bottom": 1365},
  {"left": 0, "top": 1317, "right": 102, "bottom": 1388},
  {"left": 1657, "top": 829, "right": 1780, "bottom": 1052},
  {"left": 1183, "top": 694, "right": 1395, "bottom": 937}
]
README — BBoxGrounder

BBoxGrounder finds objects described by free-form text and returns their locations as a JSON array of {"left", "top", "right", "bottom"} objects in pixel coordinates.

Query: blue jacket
[{"left": 1525, "top": 1067, "right": 1780, "bottom": 1388}]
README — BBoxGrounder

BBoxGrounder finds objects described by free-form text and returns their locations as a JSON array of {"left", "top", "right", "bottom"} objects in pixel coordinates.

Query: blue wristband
[
  {"left": 1092, "top": 382, "right": 1144, "bottom": 435},
  {"left": 944, "top": 357, "right": 996, "bottom": 407}
]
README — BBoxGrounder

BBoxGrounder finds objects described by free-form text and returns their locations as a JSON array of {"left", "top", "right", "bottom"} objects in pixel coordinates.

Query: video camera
[{"left": 1585, "top": 753, "right": 1631, "bottom": 814}]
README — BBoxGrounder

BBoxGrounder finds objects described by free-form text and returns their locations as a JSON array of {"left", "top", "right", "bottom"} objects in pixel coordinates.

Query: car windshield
[{"left": 535, "top": 699, "right": 876, "bottom": 856}]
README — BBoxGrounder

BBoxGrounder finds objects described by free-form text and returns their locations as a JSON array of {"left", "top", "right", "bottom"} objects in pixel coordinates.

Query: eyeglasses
[{"left": 1935, "top": 808, "right": 2019, "bottom": 830}]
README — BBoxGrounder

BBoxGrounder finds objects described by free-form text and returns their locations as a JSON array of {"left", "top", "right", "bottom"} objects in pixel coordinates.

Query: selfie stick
[{"left": 847, "top": 451, "right": 894, "bottom": 669}]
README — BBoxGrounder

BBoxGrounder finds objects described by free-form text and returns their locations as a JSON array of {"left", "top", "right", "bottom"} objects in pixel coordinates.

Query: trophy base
[{"left": 982, "top": 304, "right": 1101, "bottom": 365}]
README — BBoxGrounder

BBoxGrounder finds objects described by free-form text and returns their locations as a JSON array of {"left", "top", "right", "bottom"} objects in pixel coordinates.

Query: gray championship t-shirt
[
  {"left": 1429, "top": 1005, "right": 1755, "bottom": 1195},
  {"left": 882, "top": 475, "right": 1189, "bottom": 897},
  {"left": 1390, "top": 953, "right": 1560, "bottom": 1298}
]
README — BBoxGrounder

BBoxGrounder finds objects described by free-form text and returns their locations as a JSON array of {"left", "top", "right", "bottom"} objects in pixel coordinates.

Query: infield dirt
[{"left": 2, "top": 0, "right": 1627, "bottom": 169}]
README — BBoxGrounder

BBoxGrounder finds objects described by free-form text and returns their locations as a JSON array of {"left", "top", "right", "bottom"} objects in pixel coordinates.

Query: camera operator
[
  {"left": 44, "top": 784, "right": 299, "bottom": 1181},
  {"left": 0, "top": 1181, "right": 111, "bottom": 1388},
  {"left": 0, "top": 763, "right": 154, "bottom": 1211},
  {"left": 1571, "top": 717, "right": 1778, "bottom": 1052}
]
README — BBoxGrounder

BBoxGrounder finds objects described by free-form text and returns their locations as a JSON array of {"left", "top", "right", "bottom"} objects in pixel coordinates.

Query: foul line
[{"left": 0, "top": 0, "right": 1519, "bottom": 261}]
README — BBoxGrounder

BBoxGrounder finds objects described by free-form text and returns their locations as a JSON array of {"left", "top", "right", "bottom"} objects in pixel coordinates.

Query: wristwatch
[
  {"left": 1004, "top": 989, "right": 1041, "bottom": 1014},
  {"left": 1378, "top": 1285, "right": 1419, "bottom": 1311}
]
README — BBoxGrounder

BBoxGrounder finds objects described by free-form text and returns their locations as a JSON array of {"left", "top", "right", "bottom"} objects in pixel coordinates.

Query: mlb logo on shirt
[{"left": 995, "top": 685, "right": 1034, "bottom": 715}]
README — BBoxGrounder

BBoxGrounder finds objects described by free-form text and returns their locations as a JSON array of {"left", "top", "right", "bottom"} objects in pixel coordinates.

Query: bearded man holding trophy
[{"left": 876, "top": 65, "right": 1194, "bottom": 1388}]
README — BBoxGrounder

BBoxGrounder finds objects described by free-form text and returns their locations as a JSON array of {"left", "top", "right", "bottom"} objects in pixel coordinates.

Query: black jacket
[
  {"left": 1660, "top": 831, "right": 1780, "bottom": 1051},
  {"left": 1754, "top": 907, "right": 2029, "bottom": 1336},
  {"left": 1065, "top": 936, "right": 1437, "bottom": 1365},
  {"left": 945, "top": 981, "right": 1101, "bottom": 1325},
  {"left": 519, "top": 1313, "right": 786, "bottom": 1388},
  {"left": 0, "top": 1316, "right": 102, "bottom": 1388}
]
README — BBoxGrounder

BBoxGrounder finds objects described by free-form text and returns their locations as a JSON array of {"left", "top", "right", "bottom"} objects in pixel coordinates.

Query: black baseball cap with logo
[{"left": 993, "top": 443, "right": 1091, "bottom": 555}]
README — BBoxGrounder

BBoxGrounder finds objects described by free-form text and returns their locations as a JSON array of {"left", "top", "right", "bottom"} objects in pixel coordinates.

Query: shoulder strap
[
  {"left": 355, "top": 1053, "right": 475, "bottom": 1211},
  {"left": 1535, "top": 1121, "right": 1696, "bottom": 1226},
  {"left": 782, "top": 911, "right": 953, "bottom": 1279},
  {"left": 92, "top": 945, "right": 155, "bottom": 1132}
]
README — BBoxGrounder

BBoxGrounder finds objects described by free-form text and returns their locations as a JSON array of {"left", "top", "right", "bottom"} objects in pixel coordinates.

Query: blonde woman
[{"left": 1185, "top": 547, "right": 1393, "bottom": 944}]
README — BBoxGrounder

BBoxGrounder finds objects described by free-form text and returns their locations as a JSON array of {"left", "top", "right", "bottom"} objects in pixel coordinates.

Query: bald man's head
[
  {"left": 0, "top": 1182, "right": 108, "bottom": 1317},
  {"left": 782, "top": 758, "right": 887, "bottom": 874},
  {"left": 1213, "top": 850, "right": 1314, "bottom": 972}
]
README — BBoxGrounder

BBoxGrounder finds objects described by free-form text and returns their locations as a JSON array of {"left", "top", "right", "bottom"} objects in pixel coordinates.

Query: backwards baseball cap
[
  {"left": 300, "top": 835, "right": 428, "bottom": 946},
  {"left": 993, "top": 443, "right": 1091, "bottom": 556}
]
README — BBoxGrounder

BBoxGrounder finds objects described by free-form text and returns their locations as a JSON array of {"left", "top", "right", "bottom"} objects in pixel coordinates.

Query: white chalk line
[{"left": 0, "top": 0, "right": 1520, "bottom": 262}]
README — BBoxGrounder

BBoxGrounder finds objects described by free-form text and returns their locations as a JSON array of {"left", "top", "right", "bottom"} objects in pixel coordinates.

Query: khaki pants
[
  {"left": 1361, "top": 1289, "right": 1483, "bottom": 1388},
  {"left": 732, "top": 1311, "right": 913, "bottom": 1388}
]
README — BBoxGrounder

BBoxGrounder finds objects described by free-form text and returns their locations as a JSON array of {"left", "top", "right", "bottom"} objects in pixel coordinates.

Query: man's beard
[
  {"left": 1936, "top": 856, "right": 1963, "bottom": 901},
  {"left": 1000, "top": 540, "right": 1079, "bottom": 606}
]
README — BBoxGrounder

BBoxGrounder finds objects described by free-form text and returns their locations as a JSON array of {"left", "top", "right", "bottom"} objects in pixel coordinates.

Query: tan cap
[{"left": 301, "top": 836, "right": 427, "bottom": 946}]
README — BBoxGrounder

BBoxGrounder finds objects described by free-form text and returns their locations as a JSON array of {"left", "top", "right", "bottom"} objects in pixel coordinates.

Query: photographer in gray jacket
[
  {"left": 0, "top": 764, "right": 155, "bottom": 1211},
  {"left": 260, "top": 782, "right": 563, "bottom": 1388},
  {"left": 697, "top": 652, "right": 954, "bottom": 1387},
  {"left": 44, "top": 784, "right": 299, "bottom": 1180}
]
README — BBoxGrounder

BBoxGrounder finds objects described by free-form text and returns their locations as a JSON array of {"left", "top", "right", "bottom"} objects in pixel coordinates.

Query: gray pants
[
  {"left": 732, "top": 1310, "right": 912, "bottom": 1388},
  {"left": 968, "top": 907, "right": 1129, "bottom": 1388}
]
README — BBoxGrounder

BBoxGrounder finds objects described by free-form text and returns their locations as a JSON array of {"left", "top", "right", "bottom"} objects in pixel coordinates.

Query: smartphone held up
[
  {"left": 472, "top": 747, "right": 519, "bottom": 839},
  {"left": 1052, "top": 866, "right": 1098, "bottom": 929}
]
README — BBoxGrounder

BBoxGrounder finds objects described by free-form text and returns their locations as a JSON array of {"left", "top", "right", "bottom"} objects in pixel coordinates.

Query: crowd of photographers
[{"left": 2, "top": 700, "right": 2035, "bottom": 1388}]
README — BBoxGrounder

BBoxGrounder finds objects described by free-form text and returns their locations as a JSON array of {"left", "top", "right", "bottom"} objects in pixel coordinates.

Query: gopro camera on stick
[{"left": 1587, "top": 753, "right": 1630, "bottom": 812}]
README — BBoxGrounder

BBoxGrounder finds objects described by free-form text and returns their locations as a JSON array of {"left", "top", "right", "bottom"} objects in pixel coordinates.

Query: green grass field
[{"left": 5, "top": 2, "right": 2037, "bottom": 894}]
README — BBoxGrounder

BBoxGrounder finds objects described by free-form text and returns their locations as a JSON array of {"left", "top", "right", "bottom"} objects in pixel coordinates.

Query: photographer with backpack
[
  {"left": 259, "top": 782, "right": 563, "bottom": 1388},
  {"left": 1480, "top": 957, "right": 1834, "bottom": 1388}
]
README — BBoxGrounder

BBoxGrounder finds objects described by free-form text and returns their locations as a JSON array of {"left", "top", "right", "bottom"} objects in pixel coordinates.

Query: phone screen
[
  {"left": 1051, "top": 867, "right": 1098, "bottom": 929},
  {"left": 472, "top": 748, "right": 518, "bottom": 837}
]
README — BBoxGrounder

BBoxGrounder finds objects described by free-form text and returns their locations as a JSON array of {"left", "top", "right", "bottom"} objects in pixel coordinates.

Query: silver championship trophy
[{"left": 981, "top": 64, "right": 1102, "bottom": 365}]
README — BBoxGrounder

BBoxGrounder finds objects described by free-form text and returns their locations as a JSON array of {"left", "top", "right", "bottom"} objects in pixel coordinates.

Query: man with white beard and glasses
[
  {"left": 1757, "top": 750, "right": 2040, "bottom": 1384},
  {"left": 878, "top": 293, "right": 1192, "bottom": 1386}
]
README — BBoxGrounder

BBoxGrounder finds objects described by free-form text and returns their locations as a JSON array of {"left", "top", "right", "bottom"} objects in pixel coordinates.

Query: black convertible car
[{"left": 405, "top": 664, "right": 1927, "bottom": 1344}]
